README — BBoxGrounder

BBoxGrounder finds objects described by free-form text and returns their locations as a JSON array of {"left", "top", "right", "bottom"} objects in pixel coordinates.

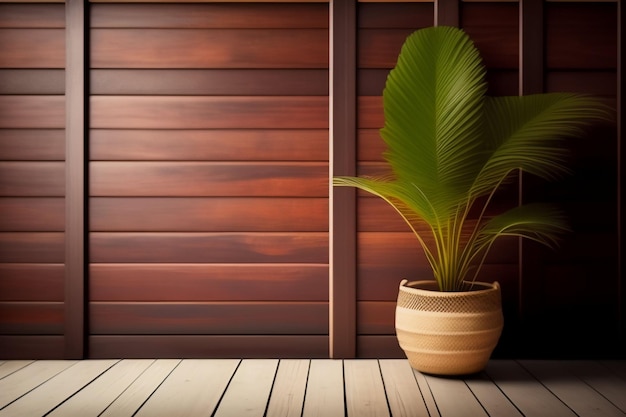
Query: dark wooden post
[{"left": 329, "top": 0, "right": 357, "bottom": 359}]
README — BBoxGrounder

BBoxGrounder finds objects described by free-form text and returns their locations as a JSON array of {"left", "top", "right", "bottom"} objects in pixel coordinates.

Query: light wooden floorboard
[
  {"left": 379, "top": 359, "right": 430, "bottom": 417},
  {"left": 302, "top": 359, "right": 344, "bottom": 417},
  {"left": 266, "top": 359, "right": 310, "bottom": 417},
  {"left": 214, "top": 359, "right": 279, "bottom": 417},
  {"left": 344, "top": 359, "right": 390, "bottom": 417},
  {"left": 0, "top": 359, "right": 624, "bottom": 417},
  {"left": 0, "top": 360, "right": 117, "bottom": 417},
  {"left": 134, "top": 359, "right": 239, "bottom": 417}
]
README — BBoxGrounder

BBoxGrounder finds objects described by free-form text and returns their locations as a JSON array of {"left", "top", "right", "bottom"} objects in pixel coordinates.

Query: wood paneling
[
  {"left": 90, "top": 232, "right": 328, "bottom": 264},
  {"left": 90, "top": 3, "right": 329, "bottom": 28},
  {"left": 0, "top": 264, "right": 64, "bottom": 301},
  {"left": 0, "top": 130, "right": 65, "bottom": 161},
  {"left": 0, "top": 4, "right": 65, "bottom": 28},
  {"left": 91, "top": 69, "right": 328, "bottom": 96},
  {"left": 90, "top": 97, "right": 328, "bottom": 129},
  {"left": 0, "top": 162, "right": 65, "bottom": 196},
  {"left": 0, "top": 96, "right": 65, "bottom": 128},
  {"left": 90, "top": 264, "right": 328, "bottom": 302},
  {"left": 90, "top": 129, "right": 328, "bottom": 161},
  {"left": 0, "top": 70, "right": 64, "bottom": 95},
  {"left": 0, "top": 198, "right": 64, "bottom": 231},
  {"left": 90, "top": 302, "right": 328, "bottom": 335},
  {"left": 88, "top": 336, "right": 329, "bottom": 359},
  {"left": 91, "top": 29, "right": 328, "bottom": 69},
  {"left": 90, "top": 162, "right": 327, "bottom": 197},
  {"left": 0, "top": 29, "right": 64, "bottom": 68},
  {"left": 90, "top": 198, "right": 328, "bottom": 232},
  {"left": 0, "top": 336, "right": 65, "bottom": 359},
  {"left": 0, "top": 233, "right": 64, "bottom": 263},
  {"left": 0, "top": 302, "right": 64, "bottom": 334}
]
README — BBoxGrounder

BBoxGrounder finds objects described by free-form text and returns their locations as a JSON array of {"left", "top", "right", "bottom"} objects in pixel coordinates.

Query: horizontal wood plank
[
  {"left": 88, "top": 335, "right": 329, "bottom": 358},
  {"left": 0, "top": 336, "right": 65, "bottom": 359},
  {"left": 545, "top": 3, "right": 617, "bottom": 70},
  {"left": 0, "top": 197, "right": 64, "bottom": 231},
  {"left": 91, "top": 69, "right": 328, "bottom": 96},
  {"left": 0, "top": 302, "right": 64, "bottom": 334},
  {"left": 91, "top": 3, "right": 328, "bottom": 29},
  {"left": 90, "top": 263, "right": 328, "bottom": 302},
  {"left": 0, "top": 232, "right": 64, "bottom": 263},
  {"left": 0, "top": 29, "right": 65, "bottom": 68},
  {"left": 461, "top": 3, "right": 519, "bottom": 69},
  {"left": 90, "top": 232, "right": 328, "bottom": 263},
  {"left": 358, "top": 2, "right": 432, "bottom": 29},
  {"left": 358, "top": 29, "right": 415, "bottom": 69},
  {"left": 356, "top": 336, "right": 404, "bottom": 359},
  {"left": 90, "top": 197, "right": 327, "bottom": 232},
  {"left": 90, "top": 162, "right": 328, "bottom": 197},
  {"left": 90, "top": 96, "right": 329, "bottom": 129},
  {"left": 0, "top": 69, "right": 64, "bottom": 94},
  {"left": 546, "top": 71, "right": 617, "bottom": 96},
  {"left": 357, "top": 301, "right": 395, "bottom": 335},
  {"left": 0, "top": 264, "right": 64, "bottom": 301},
  {"left": 90, "top": 129, "right": 328, "bottom": 161},
  {"left": 0, "top": 162, "right": 64, "bottom": 196},
  {"left": 358, "top": 96, "right": 383, "bottom": 128},
  {"left": 0, "top": 96, "right": 65, "bottom": 128},
  {"left": 0, "top": 129, "right": 65, "bottom": 161},
  {"left": 91, "top": 29, "right": 328, "bottom": 69},
  {"left": 89, "top": 302, "right": 328, "bottom": 335},
  {"left": 0, "top": 4, "right": 64, "bottom": 28}
]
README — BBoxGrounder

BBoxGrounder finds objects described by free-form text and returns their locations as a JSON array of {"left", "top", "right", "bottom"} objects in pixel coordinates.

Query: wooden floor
[{"left": 0, "top": 359, "right": 625, "bottom": 417}]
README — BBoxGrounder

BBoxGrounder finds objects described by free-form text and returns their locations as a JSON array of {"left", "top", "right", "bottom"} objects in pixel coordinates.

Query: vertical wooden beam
[
  {"left": 435, "top": 0, "right": 459, "bottom": 27},
  {"left": 517, "top": 0, "right": 544, "bottom": 348},
  {"left": 329, "top": 0, "right": 356, "bottom": 359},
  {"left": 65, "top": 0, "right": 86, "bottom": 359},
  {"left": 618, "top": 0, "right": 625, "bottom": 351}
]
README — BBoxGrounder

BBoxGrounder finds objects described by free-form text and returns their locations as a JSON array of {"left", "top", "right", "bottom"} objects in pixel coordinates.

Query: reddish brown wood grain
[
  {"left": 0, "top": 198, "right": 64, "bottom": 231},
  {"left": 88, "top": 335, "right": 329, "bottom": 359},
  {"left": 90, "top": 162, "right": 328, "bottom": 197},
  {"left": 461, "top": 2, "right": 519, "bottom": 70},
  {"left": 0, "top": 29, "right": 65, "bottom": 68},
  {"left": 91, "top": 29, "right": 328, "bottom": 69},
  {"left": 0, "top": 129, "right": 65, "bottom": 161},
  {"left": 358, "top": 29, "right": 415, "bottom": 69},
  {"left": 0, "top": 69, "right": 65, "bottom": 95},
  {"left": 89, "top": 129, "right": 328, "bottom": 161},
  {"left": 0, "top": 232, "right": 64, "bottom": 263},
  {"left": 545, "top": 3, "right": 617, "bottom": 70},
  {"left": 89, "top": 302, "right": 328, "bottom": 335},
  {"left": 356, "top": 335, "right": 404, "bottom": 359},
  {"left": 357, "top": 301, "right": 395, "bottom": 334},
  {"left": 0, "top": 302, "right": 64, "bottom": 334},
  {"left": 0, "top": 4, "right": 65, "bottom": 28},
  {"left": 90, "top": 263, "right": 328, "bottom": 302},
  {"left": 0, "top": 96, "right": 65, "bottom": 128},
  {"left": 90, "top": 96, "right": 328, "bottom": 129},
  {"left": 0, "top": 264, "right": 64, "bottom": 301},
  {"left": 357, "top": 96, "right": 383, "bottom": 129},
  {"left": 91, "top": 69, "right": 328, "bottom": 96},
  {"left": 90, "top": 197, "right": 328, "bottom": 232},
  {"left": 546, "top": 71, "right": 617, "bottom": 97},
  {"left": 357, "top": 128, "right": 385, "bottom": 162},
  {"left": 91, "top": 3, "right": 328, "bottom": 29},
  {"left": 0, "top": 336, "right": 65, "bottom": 359},
  {"left": 90, "top": 232, "right": 328, "bottom": 263},
  {"left": 0, "top": 162, "right": 65, "bottom": 196},
  {"left": 358, "top": 2, "right": 432, "bottom": 29}
]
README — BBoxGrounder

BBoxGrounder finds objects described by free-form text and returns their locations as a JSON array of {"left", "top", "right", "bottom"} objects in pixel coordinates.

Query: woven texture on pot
[{"left": 395, "top": 280, "right": 503, "bottom": 376}]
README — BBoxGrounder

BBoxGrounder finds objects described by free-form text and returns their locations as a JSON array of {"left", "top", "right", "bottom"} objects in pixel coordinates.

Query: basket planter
[{"left": 395, "top": 279, "right": 504, "bottom": 376}]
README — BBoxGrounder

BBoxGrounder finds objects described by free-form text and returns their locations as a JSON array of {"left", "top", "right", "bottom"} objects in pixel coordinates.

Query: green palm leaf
[{"left": 333, "top": 26, "right": 610, "bottom": 291}]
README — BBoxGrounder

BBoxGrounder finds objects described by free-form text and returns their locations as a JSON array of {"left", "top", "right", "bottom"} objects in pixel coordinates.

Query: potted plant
[{"left": 333, "top": 26, "right": 609, "bottom": 375}]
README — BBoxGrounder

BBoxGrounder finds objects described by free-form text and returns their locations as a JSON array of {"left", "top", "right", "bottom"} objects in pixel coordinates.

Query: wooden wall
[
  {"left": 0, "top": 3, "right": 67, "bottom": 358},
  {"left": 0, "top": 0, "right": 623, "bottom": 360}
]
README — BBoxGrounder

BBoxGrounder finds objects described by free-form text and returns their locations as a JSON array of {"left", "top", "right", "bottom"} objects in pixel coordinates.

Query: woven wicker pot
[{"left": 395, "top": 279, "right": 503, "bottom": 376}]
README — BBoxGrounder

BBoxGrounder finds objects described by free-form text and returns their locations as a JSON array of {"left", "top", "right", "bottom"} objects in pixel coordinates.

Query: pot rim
[{"left": 399, "top": 279, "right": 500, "bottom": 297}]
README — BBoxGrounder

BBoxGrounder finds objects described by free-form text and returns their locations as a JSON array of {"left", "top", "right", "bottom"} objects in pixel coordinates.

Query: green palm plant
[{"left": 333, "top": 26, "right": 609, "bottom": 292}]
